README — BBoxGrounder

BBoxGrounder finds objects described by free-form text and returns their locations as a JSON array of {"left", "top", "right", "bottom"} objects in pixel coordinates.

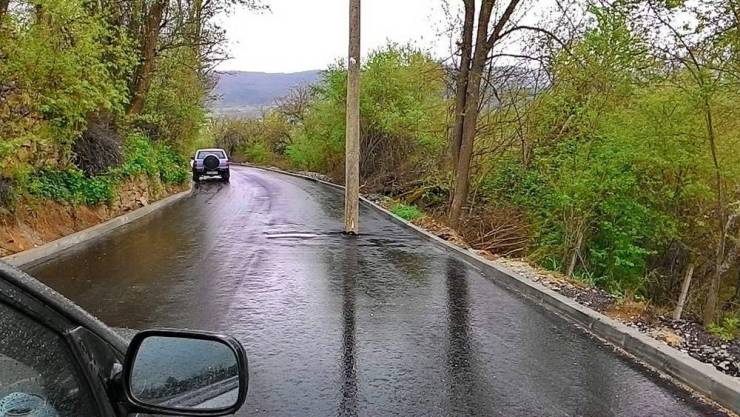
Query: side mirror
[
  {"left": 190, "top": 156, "right": 195, "bottom": 160},
  {"left": 121, "top": 330, "right": 248, "bottom": 416}
]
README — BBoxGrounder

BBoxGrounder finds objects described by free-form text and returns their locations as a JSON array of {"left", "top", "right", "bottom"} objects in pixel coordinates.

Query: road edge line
[
  {"left": 2, "top": 184, "right": 194, "bottom": 269},
  {"left": 241, "top": 163, "right": 740, "bottom": 414}
]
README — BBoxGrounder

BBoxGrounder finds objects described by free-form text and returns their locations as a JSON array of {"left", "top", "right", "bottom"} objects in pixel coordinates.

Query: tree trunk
[
  {"left": 673, "top": 262, "right": 695, "bottom": 321},
  {"left": 190, "top": 0, "right": 203, "bottom": 60},
  {"left": 127, "top": 0, "right": 165, "bottom": 116},
  {"left": 450, "top": 0, "right": 475, "bottom": 167},
  {"left": 447, "top": 0, "right": 522, "bottom": 228},
  {"left": 448, "top": 0, "right": 495, "bottom": 228},
  {"left": 521, "top": 138, "right": 532, "bottom": 169},
  {"left": 0, "top": 0, "right": 9, "bottom": 25},
  {"left": 704, "top": 256, "right": 724, "bottom": 325},
  {"left": 565, "top": 228, "right": 584, "bottom": 278},
  {"left": 448, "top": 70, "right": 483, "bottom": 227},
  {"left": 702, "top": 97, "right": 726, "bottom": 325}
]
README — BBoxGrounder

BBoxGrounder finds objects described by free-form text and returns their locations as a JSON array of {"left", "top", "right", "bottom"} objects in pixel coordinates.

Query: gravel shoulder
[{"left": 491, "top": 256, "right": 740, "bottom": 378}]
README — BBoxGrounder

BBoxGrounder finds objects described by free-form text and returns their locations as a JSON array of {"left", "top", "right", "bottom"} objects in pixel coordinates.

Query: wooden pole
[{"left": 344, "top": 0, "right": 360, "bottom": 234}]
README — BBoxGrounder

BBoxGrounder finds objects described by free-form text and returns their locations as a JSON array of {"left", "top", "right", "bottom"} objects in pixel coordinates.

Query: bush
[
  {"left": 285, "top": 130, "right": 337, "bottom": 172},
  {"left": 708, "top": 317, "right": 740, "bottom": 342},
  {"left": 25, "top": 133, "right": 187, "bottom": 207},
  {"left": 29, "top": 169, "right": 114, "bottom": 206},
  {"left": 390, "top": 203, "right": 423, "bottom": 221},
  {"left": 284, "top": 44, "right": 447, "bottom": 182},
  {"left": 0, "top": 0, "right": 134, "bottom": 176},
  {"left": 114, "top": 133, "right": 187, "bottom": 185},
  {"left": 242, "top": 142, "right": 272, "bottom": 164},
  {"left": 154, "top": 143, "right": 188, "bottom": 184},
  {"left": 73, "top": 114, "right": 123, "bottom": 176}
]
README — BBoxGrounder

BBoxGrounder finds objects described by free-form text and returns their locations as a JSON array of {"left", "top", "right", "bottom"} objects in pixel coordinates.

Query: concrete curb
[
  {"left": 241, "top": 163, "right": 740, "bottom": 414},
  {"left": 2, "top": 185, "right": 194, "bottom": 269}
]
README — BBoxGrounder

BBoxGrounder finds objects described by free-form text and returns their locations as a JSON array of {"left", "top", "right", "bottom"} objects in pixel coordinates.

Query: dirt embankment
[{"left": 0, "top": 177, "right": 187, "bottom": 257}]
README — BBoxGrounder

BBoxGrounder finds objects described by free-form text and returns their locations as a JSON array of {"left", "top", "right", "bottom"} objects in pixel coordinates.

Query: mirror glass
[{"left": 129, "top": 336, "right": 240, "bottom": 410}]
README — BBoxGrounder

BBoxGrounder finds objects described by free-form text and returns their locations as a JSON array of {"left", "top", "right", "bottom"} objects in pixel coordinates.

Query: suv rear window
[{"left": 197, "top": 151, "right": 226, "bottom": 159}]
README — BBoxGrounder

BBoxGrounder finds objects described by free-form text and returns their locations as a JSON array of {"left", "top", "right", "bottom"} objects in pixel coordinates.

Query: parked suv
[{"left": 192, "top": 148, "right": 230, "bottom": 182}]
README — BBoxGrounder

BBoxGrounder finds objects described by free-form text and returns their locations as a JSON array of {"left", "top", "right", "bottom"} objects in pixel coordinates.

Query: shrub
[
  {"left": 154, "top": 143, "right": 188, "bottom": 184},
  {"left": 242, "top": 142, "right": 272, "bottom": 164},
  {"left": 114, "top": 133, "right": 187, "bottom": 185},
  {"left": 1, "top": 0, "right": 134, "bottom": 175},
  {"left": 285, "top": 130, "right": 339, "bottom": 172},
  {"left": 26, "top": 133, "right": 188, "bottom": 207},
  {"left": 284, "top": 44, "right": 447, "bottom": 181},
  {"left": 390, "top": 203, "right": 423, "bottom": 222},
  {"left": 73, "top": 114, "right": 123, "bottom": 176},
  {"left": 29, "top": 169, "right": 114, "bottom": 206},
  {"left": 116, "top": 134, "right": 160, "bottom": 178},
  {"left": 708, "top": 317, "right": 739, "bottom": 342}
]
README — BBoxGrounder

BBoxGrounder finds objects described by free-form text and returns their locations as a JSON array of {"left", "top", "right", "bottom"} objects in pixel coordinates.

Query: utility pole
[{"left": 344, "top": 0, "right": 361, "bottom": 235}]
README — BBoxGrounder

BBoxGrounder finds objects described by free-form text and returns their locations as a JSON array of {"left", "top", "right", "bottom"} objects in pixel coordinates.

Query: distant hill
[{"left": 211, "top": 70, "right": 322, "bottom": 117}]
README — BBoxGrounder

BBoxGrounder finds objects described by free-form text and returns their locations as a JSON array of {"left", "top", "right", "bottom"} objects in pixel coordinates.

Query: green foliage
[
  {"left": 141, "top": 48, "right": 207, "bottom": 153},
  {"left": 113, "top": 134, "right": 188, "bottom": 185},
  {"left": 24, "top": 133, "right": 186, "bottom": 207},
  {"left": 0, "top": 0, "right": 135, "bottom": 174},
  {"left": 284, "top": 127, "right": 340, "bottom": 172},
  {"left": 708, "top": 317, "right": 740, "bottom": 341},
  {"left": 1, "top": 0, "right": 202, "bottom": 209},
  {"left": 472, "top": 4, "right": 740, "bottom": 308},
  {"left": 285, "top": 44, "right": 447, "bottom": 177},
  {"left": 242, "top": 142, "right": 272, "bottom": 164},
  {"left": 390, "top": 203, "right": 424, "bottom": 222},
  {"left": 29, "top": 169, "right": 114, "bottom": 206}
]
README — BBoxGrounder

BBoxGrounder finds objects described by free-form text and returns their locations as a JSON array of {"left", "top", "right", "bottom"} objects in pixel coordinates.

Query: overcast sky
[{"left": 217, "top": 1, "right": 452, "bottom": 73}]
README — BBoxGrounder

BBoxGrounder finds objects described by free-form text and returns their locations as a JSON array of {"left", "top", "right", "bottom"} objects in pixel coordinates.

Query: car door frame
[{"left": 0, "top": 261, "right": 129, "bottom": 416}]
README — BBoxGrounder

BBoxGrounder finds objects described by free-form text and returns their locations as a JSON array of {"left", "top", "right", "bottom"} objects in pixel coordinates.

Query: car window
[
  {"left": 0, "top": 302, "right": 96, "bottom": 417},
  {"left": 197, "top": 151, "right": 226, "bottom": 159}
]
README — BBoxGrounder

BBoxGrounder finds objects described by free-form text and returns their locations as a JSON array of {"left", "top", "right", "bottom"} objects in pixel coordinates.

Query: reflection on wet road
[{"left": 29, "top": 167, "right": 725, "bottom": 416}]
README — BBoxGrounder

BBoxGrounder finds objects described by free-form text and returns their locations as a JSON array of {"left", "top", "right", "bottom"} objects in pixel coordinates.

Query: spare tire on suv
[{"left": 203, "top": 155, "right": 219, "bottom": 170}]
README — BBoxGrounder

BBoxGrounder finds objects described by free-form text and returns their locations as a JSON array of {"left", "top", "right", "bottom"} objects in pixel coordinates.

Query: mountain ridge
[{"left": 212, "top": 70, "right": 322, "bottom": 116}]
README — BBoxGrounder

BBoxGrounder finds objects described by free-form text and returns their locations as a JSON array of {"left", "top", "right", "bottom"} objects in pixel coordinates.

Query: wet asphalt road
[{"left": 29, "top": 166, "right": 725, "bottom": 416}]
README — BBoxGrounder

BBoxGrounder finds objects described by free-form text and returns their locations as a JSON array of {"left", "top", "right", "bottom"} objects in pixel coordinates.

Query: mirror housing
[{"left": 120, "top": 329, "right": 248, "bottom": 416}]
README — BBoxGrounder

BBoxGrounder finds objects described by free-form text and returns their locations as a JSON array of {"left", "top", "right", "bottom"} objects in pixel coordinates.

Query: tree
[
  {"left": 127, "top": 0, "right": 166, "bottom": 115},
  {"left": 276, "top": 85, "right": 313, "bottom": 124},
  {"left": 0, "top": 0, "right": 9, "bottom": 24},
  {"left": 643, "top": 0, "right": 740, "bottom": 323},
  {"left": 125, "top": 0, "right": 267, "bottom": 115},
  {"left": 447, "top": 0, "right": 543, "bottom": 227}
]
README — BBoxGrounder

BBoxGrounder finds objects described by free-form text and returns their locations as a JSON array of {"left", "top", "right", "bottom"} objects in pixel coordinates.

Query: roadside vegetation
[
  {"left": 215, "top": 1, "right": 739, "bottom": 329},
  {"left": 0, "top": 0, "right": 265, "bottom": 204},
  {"left": 389, "top": 202, "right": 424, "bottom": 222},
  {"left": 0, "top": 0, "right": 263, "bottom": 251}
]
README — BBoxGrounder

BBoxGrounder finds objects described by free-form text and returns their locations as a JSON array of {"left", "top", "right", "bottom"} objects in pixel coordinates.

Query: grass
[
  {"left": 390, "top": 203, "right": 424, "bottom": 222},
  {"left": 708, "top": 316, "right": 740, "bottom": 342}
]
